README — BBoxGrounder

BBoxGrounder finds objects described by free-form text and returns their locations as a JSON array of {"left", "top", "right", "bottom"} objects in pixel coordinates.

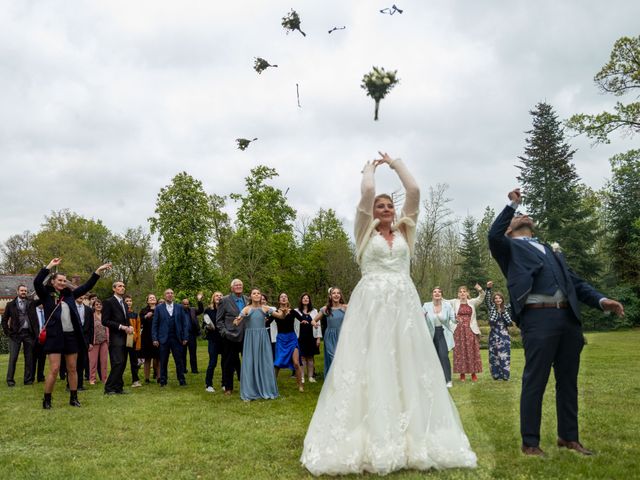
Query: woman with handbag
[{"left": 33, "top": 258, "right": 111, "bottom": 409}]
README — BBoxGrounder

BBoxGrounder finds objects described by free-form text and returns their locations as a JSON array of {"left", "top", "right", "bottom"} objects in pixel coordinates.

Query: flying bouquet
[
  {"left": 236, "top": 138, "right": 258, "bottom": 151},
  {"left": 254, "top": 57, "right": 278, "bottom": 74},
  {"left": 282, "top": 9, "right": 306, "bottom": 37},
  {"left": 361, "top": 67, "right": 399, "bottom": 121}
]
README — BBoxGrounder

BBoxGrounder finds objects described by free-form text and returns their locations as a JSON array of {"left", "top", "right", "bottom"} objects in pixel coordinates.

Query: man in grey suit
[{"left": 216, "top": 279, "right": 249, "bottom": 395}]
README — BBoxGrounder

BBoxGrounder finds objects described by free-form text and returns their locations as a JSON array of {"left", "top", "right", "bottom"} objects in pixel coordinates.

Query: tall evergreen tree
[
  {"left": 455, "top": 215, "right": 485, "bottom": 288},
  {"left": 517, "top": 102, "right": 601, "bottom": 280}
]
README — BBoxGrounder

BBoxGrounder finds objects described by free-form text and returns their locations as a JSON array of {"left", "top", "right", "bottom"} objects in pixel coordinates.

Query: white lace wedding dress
[{"left": 300, "top": 230, "right": 477, "bottom": 476}]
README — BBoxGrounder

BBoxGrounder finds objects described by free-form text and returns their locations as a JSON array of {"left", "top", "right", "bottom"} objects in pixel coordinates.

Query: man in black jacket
[
  {"left": 74, "top": 295, "right": 94, "bottom": 390},
  {"left": 2, "top": 285, "right": 36, "bottom": 386},
  {"left": 102, "top": 281, "right": 133, "bottom": 394},
  {"left": 181, "top": 293, "right": 204, "bottom": 374}
]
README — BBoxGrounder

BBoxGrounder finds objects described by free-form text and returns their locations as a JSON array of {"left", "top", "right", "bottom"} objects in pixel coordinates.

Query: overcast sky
[{"left": 1, "top": 0, "right": 638, "bottom": 245}]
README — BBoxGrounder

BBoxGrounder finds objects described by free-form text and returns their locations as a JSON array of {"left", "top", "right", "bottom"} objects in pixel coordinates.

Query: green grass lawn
[{"left": 1, "top": 330, "right": 639, "bottom": 479}]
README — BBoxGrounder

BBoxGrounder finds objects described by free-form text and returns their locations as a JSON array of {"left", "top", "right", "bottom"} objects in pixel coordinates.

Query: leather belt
[{"left": 524, "top": 302, "right": 569, "bottom": 310}]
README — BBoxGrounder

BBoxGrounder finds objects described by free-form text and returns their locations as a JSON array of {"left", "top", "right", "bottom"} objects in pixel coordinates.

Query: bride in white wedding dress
[{"left": 300, "top": 153, "right": 477, "bottom": 476}]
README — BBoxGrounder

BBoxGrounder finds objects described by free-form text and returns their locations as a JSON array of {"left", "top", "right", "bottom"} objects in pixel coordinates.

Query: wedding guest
[
  {"left": 295, "top": 293, "right": 320, "bottom": 383},
  {"left": 33, "top": 258, "right": 111, "bottom": 408},
  {"left": 484, "top": 281, "right": 514, "bottom": 380},
  {"left": 181, "top": 294, "right": 204, "bottom": 374},
  {"left": 29, "top": 300, "right": 47, "bottom": 382},
  {"left": 153, "top": 288, "right": 189, "bottom": 387},
  {"left": 102, "top": 281, "right": 134, "bottom": 395},
  {"left": 139, "top": 294, "right": 160, "bottom": 384},
  {"left": 124, "top": 295, "right": 142, "bottom": 388},
  {"left": 216, "top": 279, "right": 249, "bottom": 395},
  {"left": 271, "top": 292, "right": 304, "bottom": 392},
  {"left": 233, "top": 288, "right": 279, "bottom": 401},
  {"left": 312, "top": 287, "right": 347, "bottom": 377},
  {"left": 74, "top": 295, "right": 94, "bottom": 390},
  {"left": 423, "top": 286, "right": 456, "bottom": 388},
  {"left": 449, "top": 284, "right": 485, "bottom": 382},
  {"left": 88, "top": 299, "right": 109, "bottom": 385},
  {"left": 203, "top": 291, "right": 223, "bottom": 393},
  {"left": 2, "top": 284, "right": 35, "bottom": 386}
]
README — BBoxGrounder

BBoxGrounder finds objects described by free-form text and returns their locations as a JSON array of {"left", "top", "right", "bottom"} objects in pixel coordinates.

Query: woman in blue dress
[
  {"left": 270, "top": 292, "right": 305, "bottom": 392},
  {"left": 484, "top": 281, "right": 514, "bottom": 380},
  {"left": 312, "top": 287, "right": 347, "bottom": 378},
  {"left": 233, "top": 289, "right": 279, "bottom": 400}
]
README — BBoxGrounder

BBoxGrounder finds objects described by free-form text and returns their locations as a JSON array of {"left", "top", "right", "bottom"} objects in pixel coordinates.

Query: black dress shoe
[
  {"left": 557, "top": 438, "right": 594, "bottom": 456},
  {"left": 77, "top": 386, "right": 86, "bottom": 391},
  {"left": 179, "top": 382, "right": 187, "bottom": 387},
  {"left": 7, "top": 381, "right": 16, "bottom": 387},
  {"left": 24, "top": 381, "right": 34, "bottom": 386},
  {"left": 116, "top": 390, "right": 129, "bottom": 394},
  {"left": 69, "top": 398, "right": 82, "bottom": 407},
  {"left": 521, "top": 445, "right": 545, "bottom": 457},
  {"left": 104, "top": 390, "right": 118, "bottom": 395},
  {"left": 43, "top": 399, "right": 52, "bottom": 409}
]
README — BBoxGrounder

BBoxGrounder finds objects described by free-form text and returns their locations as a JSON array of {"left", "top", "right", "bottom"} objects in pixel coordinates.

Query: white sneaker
[
  {"left": 205, "top": 386, "right": 215, "bottom": 393},
  {"left": 131, "top": 381, "right": 142, "bottom": 388},
  {"left": 301, "top": 376, "right": 305, "bottom": 384},
  {"left": 308, "top": 377, "right": 317, "bottom": 383},
  {"left": 446, "top": 381, "right": 453, "bottom": 388}
]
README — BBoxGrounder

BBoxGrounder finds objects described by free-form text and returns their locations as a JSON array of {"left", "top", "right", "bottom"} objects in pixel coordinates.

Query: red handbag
[{"left": 39, "top": 297, "right": 63, "bottom": 345}]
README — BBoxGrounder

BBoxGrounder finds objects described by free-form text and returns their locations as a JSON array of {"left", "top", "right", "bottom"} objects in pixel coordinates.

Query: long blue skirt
[{"left": 240, "top": 328, "right": 279, "bottom": 400}]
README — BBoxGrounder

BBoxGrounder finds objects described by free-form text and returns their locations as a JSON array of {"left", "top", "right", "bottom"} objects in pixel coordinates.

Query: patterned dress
[
  {"left": 485, "top": 288, "right": 513, "bottom": 380},
  {"left": 452, "top": 304, "right": 482, "bottom": 374}
]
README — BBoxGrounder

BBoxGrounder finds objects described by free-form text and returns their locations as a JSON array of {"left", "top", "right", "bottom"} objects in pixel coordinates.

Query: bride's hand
[{"left": 374, "top": 151, "right": 393, "bottom": 168}]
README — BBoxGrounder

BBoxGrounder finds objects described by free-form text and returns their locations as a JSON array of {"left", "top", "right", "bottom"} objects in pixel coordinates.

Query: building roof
[{"left": 0, "top": 274, "right": 34, "bottom": 299}]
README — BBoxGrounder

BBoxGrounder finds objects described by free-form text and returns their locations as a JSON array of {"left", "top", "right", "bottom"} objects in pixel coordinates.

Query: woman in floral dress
[
  {"left": 484, "top": 281, "right": 513, "bottom": 380},
  {"left": 449, "top": 284, "right": 485, "bottom": 382}
]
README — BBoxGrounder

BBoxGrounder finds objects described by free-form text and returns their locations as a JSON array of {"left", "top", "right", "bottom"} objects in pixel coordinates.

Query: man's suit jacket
[
  {"left": 76, "top": 303, "right": 94, "bottom": 346},
  {"left": 488, "top": 205, "right": 604, "bottom": 324},
  {"left": 102, "top": 296, "right": 129, "bottom": 347},
  {"left": 216, "top": 294, "right": 250, "bottom": 342},
  {"left": 2, "top": 297, "right": 35, "bottom": 338},
  {"left": 152, "top": 303, "right": 189, "bottom": 344}
]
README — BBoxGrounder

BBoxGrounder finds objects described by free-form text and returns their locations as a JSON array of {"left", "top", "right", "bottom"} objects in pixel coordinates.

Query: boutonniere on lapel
[{"left": 550, "top": 242, "right": 562, "bottom": 253}]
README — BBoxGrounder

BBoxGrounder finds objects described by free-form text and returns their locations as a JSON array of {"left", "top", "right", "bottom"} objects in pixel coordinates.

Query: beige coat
[{"left": 447, "top": 291, "right": 486, "bottom": 335}]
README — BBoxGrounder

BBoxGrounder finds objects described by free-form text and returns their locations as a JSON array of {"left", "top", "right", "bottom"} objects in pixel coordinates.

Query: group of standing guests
[
  {"left": 205, "top": 279, "right": 348, "bottom": 402},
  {"left": 423, "top": 281, "right": 514, "bottom": 387}
]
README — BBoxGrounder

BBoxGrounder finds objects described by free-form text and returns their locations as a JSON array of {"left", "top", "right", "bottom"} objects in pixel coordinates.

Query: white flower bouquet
[
  {"left": 236, "top": 138, "right": 258, "bottom": 151},
  {"left": 361, "top": 66, "right": 399, "bottom": 120},
  {"left": 254, "top": 57, "right": 278, "bottom": 74},
  {"left": 282, "top": 9, "right": 306, "bottom": 37}
]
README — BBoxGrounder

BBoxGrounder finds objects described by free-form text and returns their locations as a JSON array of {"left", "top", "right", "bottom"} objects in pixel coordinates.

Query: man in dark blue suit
[
  {"left": 489, "top": 188, "right": 624, "bottom": 457},
  {"left": 152, "top": 288, "right": 189, "bottom": 387}
]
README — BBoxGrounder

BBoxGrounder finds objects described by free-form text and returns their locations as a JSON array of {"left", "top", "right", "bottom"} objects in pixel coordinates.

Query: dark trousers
[
  {"left": 221, "top": 338, "right": 242, "bottom": 391},
  {"left": 105, "top": 344, "right": 127, "bottom": 393},
  {"left": 205, "top": 338, "right": 223, "bottom": 388},
  {"left": 32, "top": 342, "right": 46, "bottom": 382},
  {"left": 127, "top": 348, "right": 140, "bottom": 383},
  {"left": 520, "top": 308, "right": 584, "bottom": 447},
  {"left": 7, "top": 331, "right": 34, "bottom": 384},
  {"left": 433, "top": 326, "right": 452, "bottom": 383},
  {"left": 76, "top": 350, "right": 89, "bottom": 388},
  {"left": 159, "top": 336, "right": 186, "bottom": 385},
  {"left": 182, "top": 334, "right": 198, "bottom": 373}
]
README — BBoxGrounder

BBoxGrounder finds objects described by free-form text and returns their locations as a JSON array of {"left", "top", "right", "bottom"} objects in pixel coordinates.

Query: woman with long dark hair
[
  {"left": 270, "top": 292, "right": 304, "bottom": 392},
  {"left": 33, "top": 258, "right": 111, "bottom": 409},
  {"left": 139, "top": 294, "right": 160, "bottom": 384},
  {"left": 203, "top": 291, "right": 223, "bottom": 392},
  {"left": 484, "top": 281, "right": 513, "bottom": 380},
  {"left": 295, "top": 293, "right": 319, "bottom": 383}
]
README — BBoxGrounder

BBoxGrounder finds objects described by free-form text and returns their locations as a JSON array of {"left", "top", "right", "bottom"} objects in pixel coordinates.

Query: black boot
[
  {"left": 43, "top": 393, "right": 52, "bottom": 409},
  {"left": 69, "top": 390, "right": 81, "bottom": 407}
]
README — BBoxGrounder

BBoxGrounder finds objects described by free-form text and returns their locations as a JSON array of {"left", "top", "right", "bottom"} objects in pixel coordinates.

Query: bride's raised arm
[{"left": 354, "top": 161, "right": 377, "bottom": 253}]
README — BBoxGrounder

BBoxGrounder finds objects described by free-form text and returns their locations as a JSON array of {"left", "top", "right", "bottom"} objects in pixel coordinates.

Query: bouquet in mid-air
[
  {"left": 361, "top": 67, "right": 399, "bottom": 121},
  {"left": 254, "top": 57, "right": 278, "bottom": 74},
  {"left": 282, "top": 9, "right": 306, "bottom": 37}
]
